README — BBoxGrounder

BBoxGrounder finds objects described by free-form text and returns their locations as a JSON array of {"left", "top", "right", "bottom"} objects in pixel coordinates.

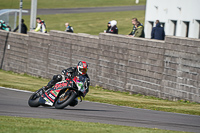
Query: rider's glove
[
  {"left": 67, "top": 72, "right": 71, "bottom": 77},
  {"left": 62, "top": 70, "right": 72, "bottom": 77}
]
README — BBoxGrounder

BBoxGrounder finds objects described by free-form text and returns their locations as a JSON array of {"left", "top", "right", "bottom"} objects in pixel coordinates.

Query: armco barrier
[{"left": 0, "top": 30, "right": 199, "bottom": 103}]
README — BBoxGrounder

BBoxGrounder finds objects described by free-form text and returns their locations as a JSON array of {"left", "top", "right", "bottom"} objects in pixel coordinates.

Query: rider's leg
[{"left": 42, "top": 75, "right": 63, "bottom": 90}]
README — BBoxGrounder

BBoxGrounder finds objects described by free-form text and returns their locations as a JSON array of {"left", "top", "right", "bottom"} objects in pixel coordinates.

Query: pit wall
[{"left": 0, "top": 30, "right": 199, "bottom": 102}]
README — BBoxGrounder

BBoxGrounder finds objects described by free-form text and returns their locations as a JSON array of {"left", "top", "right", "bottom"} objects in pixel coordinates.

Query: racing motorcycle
[{"left": 28, "top": 75, "right": 88, "bottom": 109}]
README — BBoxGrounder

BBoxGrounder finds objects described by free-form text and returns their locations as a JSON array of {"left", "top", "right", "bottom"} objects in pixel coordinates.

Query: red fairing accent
[
  {"left": 54, "top": 82, "right": 68, "bottom": 89},
  {"left": 50, "top": 90, "right": 57, "bottom": 97},
  {"left": 45, "top": 92, "right": 54, "bottom": 102}
]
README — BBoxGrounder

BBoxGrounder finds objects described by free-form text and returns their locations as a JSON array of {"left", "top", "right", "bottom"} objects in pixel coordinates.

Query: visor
[{"left": 79, "top": 68, "right": 88, "bottom": 74}]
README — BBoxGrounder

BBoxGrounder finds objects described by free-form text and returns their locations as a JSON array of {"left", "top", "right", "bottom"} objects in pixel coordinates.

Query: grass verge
[
  {"left": 0, "top": 70, "right": 200, "bottom": 116},
  {"left": 21, "top": 10, "right": 145, "bottom": 35},
  {"left": 0, "top": 115, "right": 189, "bottom": 133},
  {"left": 0, "top": 0, "right": 146, "bottom": 9}
]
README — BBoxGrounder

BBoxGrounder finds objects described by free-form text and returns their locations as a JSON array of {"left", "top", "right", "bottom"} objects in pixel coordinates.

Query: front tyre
[
  {"left": 55, "top": 90, "right": 77, "bottom": 109},
  {"left": 28, "top": 89, "right": 42, "bottom": 107}
]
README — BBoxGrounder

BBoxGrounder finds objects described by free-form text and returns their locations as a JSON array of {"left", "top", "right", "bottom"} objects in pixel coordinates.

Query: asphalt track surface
[
  {"left": 24, "top": 5, "right": 146, "bottom": 15},
  {"left": 0, "top": 87, "right": 200, "bottom": 132}
]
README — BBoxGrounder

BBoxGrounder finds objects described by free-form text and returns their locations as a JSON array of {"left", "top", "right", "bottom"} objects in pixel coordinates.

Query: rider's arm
[{"left": 61, "top": 67, "right": 76, "bottom": 76}]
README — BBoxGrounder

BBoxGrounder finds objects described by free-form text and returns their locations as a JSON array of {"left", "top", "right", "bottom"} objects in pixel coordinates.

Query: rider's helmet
[{"left": 77, "top": 61, "right": 88, "bottom": 75}]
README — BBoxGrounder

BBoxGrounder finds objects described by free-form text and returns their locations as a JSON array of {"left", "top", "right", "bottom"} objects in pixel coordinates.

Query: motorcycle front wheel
[
  {"left": 28, "top": 89, "right": 43, "bottom": 107},
  {"left": 55, "top": 90, "right": 77, "bottom": 109}
]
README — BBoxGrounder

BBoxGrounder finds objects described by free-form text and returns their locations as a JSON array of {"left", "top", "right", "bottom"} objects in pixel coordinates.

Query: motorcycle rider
[{"left": 41, "top": 61, "right": 90, "bottom": 107}]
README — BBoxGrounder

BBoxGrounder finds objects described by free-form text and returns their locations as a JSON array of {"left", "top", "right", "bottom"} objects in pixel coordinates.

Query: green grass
[
  {"left": 0, "top": 0, "right": 146, "bottom": 9},
  {"left": 0, "top": 70, "right": 49, "bottom": 92},
  {"left": 0, "top": 69, "right": 200, "bottom": 116},
  {"left": 21, "top": 10, "right": 145, "bottom": 35},
  {"left": 0, "top": 116, "right": 189, "bottom": 133}
]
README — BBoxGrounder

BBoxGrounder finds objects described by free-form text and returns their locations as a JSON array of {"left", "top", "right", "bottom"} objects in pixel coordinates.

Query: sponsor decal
[
  {"left": 52, "top": 90, "right": 58, "bottom": 96},
  {"left": 54, "top": 81, "right": 70, "bottom": 89},
  {"left": 45, "top": 92, "right": 54, "bottom": 102},
  {"left": 49, "top": 94, "right": 55, "bottom": 100},
  {"left": 44, "top": 97, "right": 53, "bottom": 106}
]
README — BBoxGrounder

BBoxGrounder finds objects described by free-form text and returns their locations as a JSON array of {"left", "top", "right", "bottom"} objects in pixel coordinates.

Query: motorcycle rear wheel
[
  {"left": 55, "top": 90, "right": 77, "bottom": 109},
  {"left": 28, "top": 89, "right": 42, "bottom": 107}
]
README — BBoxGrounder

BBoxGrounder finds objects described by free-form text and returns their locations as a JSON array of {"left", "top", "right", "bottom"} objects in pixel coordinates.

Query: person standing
[
  {"left": 65, "top": 23, "right": 73, "bottom": 33},
  {"left": 134, "top": 21, "right": 145, "bottom": 38},
  {"left": 151, "top": 20, "right": 165, "bottom": 40},
  {"left": 105, "top": 21, "right": 111, "bottom": 33},
  {"left": 0, "top": 20, "right": 11, "bottom": 31},
  {"left": 107, "top": 20, "right": 118, "bottom": 34},
  {"left": 128, "top": 18, "right": 138, "bottom": 36},
  {"left": 13, "top": 19, "right": 27, "bottom": 34},
  {"left": 34, "top": 17, "right": 47, "bottom": 33}
]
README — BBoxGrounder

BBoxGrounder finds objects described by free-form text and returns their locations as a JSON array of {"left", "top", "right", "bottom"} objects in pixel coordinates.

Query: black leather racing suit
[
  {"left": 46, "top": 67, "right": 90, "bottom": 94},
  {"left": 44, "top": 67, "right": 90, "bottom": 106}
]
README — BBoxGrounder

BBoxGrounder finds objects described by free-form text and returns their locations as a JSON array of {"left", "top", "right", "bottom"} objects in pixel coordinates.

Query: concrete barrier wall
[
  {"left": 126, "top": 37, "right": 165, "bottom": 98},
  {"left": 162, "top": 36, "right": 200, "bottom": 101},
  {"left": 0, "top": 30, "right": 199, "bottom": 102},
  {"left": 98, "top": 34, "right": 129, "bottom": 91},
  {"left": 0, "top": 30, "right": 8, "bottom": 69},
  {"left": 2, "top": 32, "right": 28, "bottom": 73},
  {"left": 48, "top": 31, "right": 99, "bottom": 85},
  {"left": 27, "top": 32, "right": 50, "bottom": 77}
]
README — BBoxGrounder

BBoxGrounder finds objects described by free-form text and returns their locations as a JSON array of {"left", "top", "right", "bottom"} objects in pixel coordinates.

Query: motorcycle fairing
[{"left": 39, "top": 80, "right": 74, "bottom": 106}]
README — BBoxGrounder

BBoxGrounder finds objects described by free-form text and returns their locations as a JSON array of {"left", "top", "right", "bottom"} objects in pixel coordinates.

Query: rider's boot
[
  {"left": 37, "top": 86, "right": 48, "bottom": 96},
  {"left": 41, "top": 86, "right": 49, "bottom": 91}
]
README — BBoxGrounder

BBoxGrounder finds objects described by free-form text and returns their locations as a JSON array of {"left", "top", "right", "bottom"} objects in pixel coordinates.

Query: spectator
[
  {"left": 34, "top": 17, "right": 47, "bottom": 33},
  {"left": 128, "top": 18, "right": 138, "bottom": 36},
  {"left": 107, "top": 20, "right": 118, "bottom": 34},
  {"left": 151, "top": 20, "right": 165, "bottom": 40},
  {"left": 105, "top": 21, "right": 111, "bottom": 33},
  {"left": 13, "top": 19, "right": 27, "bottom": 34},
  {"left": 0, "top": 20, "right": 11, "bottom": 31},
  {"left": 65, "top": 23, "right": 73, "bottom": 33},
  {"left": 134, "top": 21, "right": 145, "bottom": 38}
]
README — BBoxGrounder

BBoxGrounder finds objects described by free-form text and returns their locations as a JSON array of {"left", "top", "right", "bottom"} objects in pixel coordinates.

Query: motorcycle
[{"left": 28, "top": 75, "right": 88, "bottom": 109}]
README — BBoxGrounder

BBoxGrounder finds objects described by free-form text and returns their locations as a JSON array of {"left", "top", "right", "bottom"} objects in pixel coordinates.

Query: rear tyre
[
  {"left": 55, "top": 90, "right": 77, "bottom": 109},
  {"left": 28, "top": 89, "right": 42, "bottom": 107},
  {"left": 69, "top": 98, "right": 78, "bottom": 107}
]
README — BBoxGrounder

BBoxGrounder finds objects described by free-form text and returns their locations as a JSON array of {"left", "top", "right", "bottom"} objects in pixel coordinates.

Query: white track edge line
[
  {"left": 0, "top": 86, "right": 199, "bottom": 117},
  {"left": 0, "top": 87, "right": 33, "bottom": 93}
]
